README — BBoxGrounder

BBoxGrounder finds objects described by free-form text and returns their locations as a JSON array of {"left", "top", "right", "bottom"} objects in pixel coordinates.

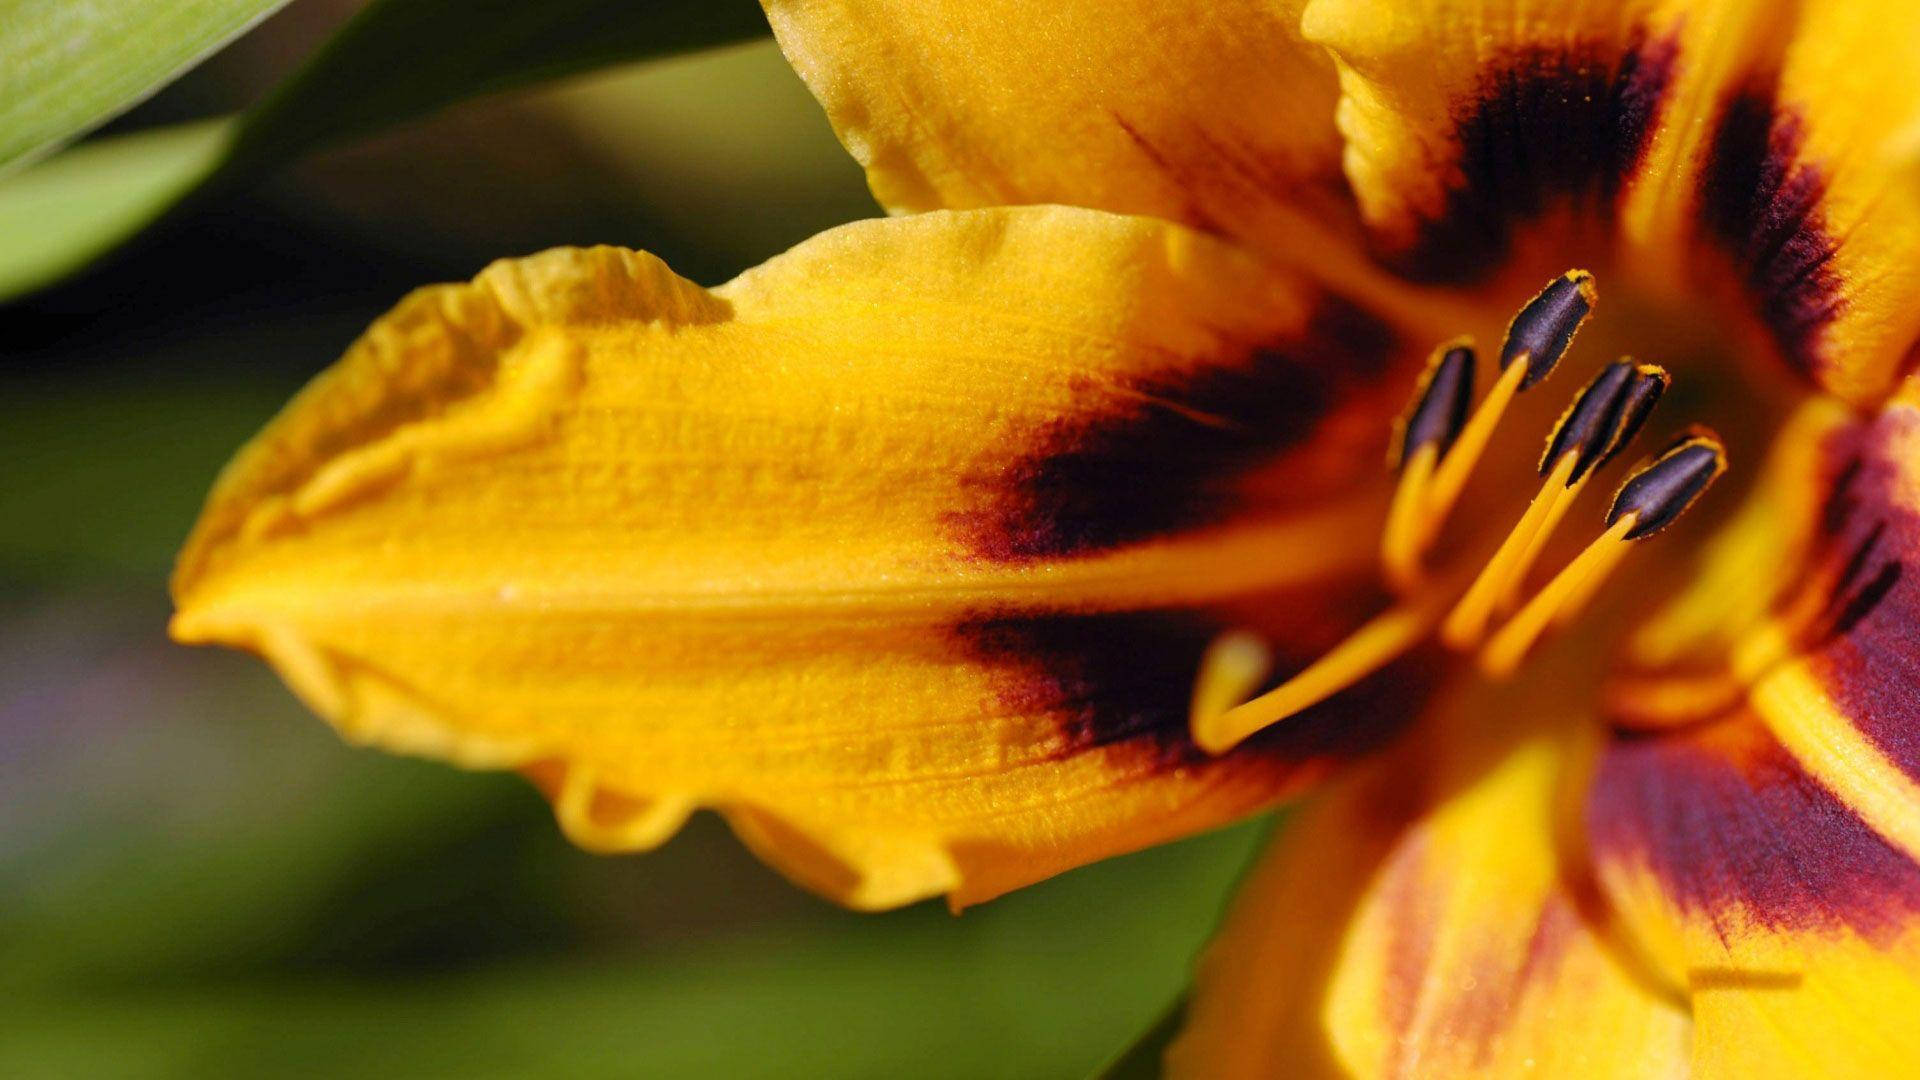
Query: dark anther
[
  {"left": 1607, "top": 433, "right": 1728, "bottom": 539},
  {"left": 1541, "top": 361, "right": 1635, "bottom": 483},
  {"left": 1595, "top": 364, "right": 1669, "bottom": 469},
  {"left": 1500, "top": 270, "right": 1596, "bottom": 388},
  {"left": 1396, "top": 343, "right": 1476, "bottom": 466}
]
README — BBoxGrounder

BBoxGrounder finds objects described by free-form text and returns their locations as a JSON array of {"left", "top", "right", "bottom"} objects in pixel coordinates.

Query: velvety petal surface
[
  {"left": 172, "top": 205, "right": 1432, "bottom": 910},
  {"left": 1165, "top": 754, "right": 1417, "bottom": 1079},
  {"left": 1589, "top": 376, "right": 1920, "bottom": 1073},
  {"left": 762, "top": 0, "right": 1376, "bottom": 276},
  {"left": 1300, "top": 0, "right": 1694, "bottom": 281},
  {"left": 1172, "top": 692, "right": 1688, "bottom": 1078},
  {"left": 1587, "top": 713, "right": 1920, "bottom": 1075},
  {"left": 1671, "top": 1, "right": 1920, "bottom": 403},
  {"left": 1304, "top": 0, "right": 1920, "bottom": 403}
]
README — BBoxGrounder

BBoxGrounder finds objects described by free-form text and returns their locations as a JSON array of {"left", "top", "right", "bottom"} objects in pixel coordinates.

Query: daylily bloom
[{"left": 170, "top": 0, "right": 1920, "bottom": 1074}]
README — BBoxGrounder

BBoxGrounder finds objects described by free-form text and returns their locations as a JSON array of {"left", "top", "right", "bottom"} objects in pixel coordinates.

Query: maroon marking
[
  {"left": 1819, "top": 455, "right": 1865, "bottom": 537},
  {"left": 1699, "top": 86, "right": 1845, "bottom": 383},
  {"left": 1587, "top": 719, "right": 1920, "bottom": 942},
  {"left": 951, "top": 296, "right": 1397, "bottom": 563},
  {"left": 956, "top": 605, "right": 1435, "bottom": 772},
  {"left": 1392, "top": 32, "right": 1679, "bottom": 282},
  {"left": 1806, "top": 412, "right": 1920, "bottom": 784}
]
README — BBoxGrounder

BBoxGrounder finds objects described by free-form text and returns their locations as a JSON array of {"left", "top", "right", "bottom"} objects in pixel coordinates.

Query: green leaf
[
  {"left": 0, "top": 368, "right": 291, "bottom": 579},
  {"left": 0, "top": 0, "right": 771, "bottom": 302},
  {"left": 0, "top": 118, "right": 234, "bottom": 301},
  {"left": 0, "top": 0, "right": 289, "bottom": 174},
  {"left": 4, "top": 823, "right": 1267, "bottom": 1078},
  {"left": 224, "top": 0, "right": 773, "bottom": 167},
  {"left": 1091, "top": 996, "right": 1187, "bottom": 1079}
]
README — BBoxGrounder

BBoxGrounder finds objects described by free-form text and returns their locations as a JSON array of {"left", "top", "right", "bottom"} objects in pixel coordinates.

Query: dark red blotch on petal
[
  {"left": 1587, "top": 718, "right": 1920, "bottom": 942},
  {"left": 1806, "top": 417, "right": 1920, "bottom": 784},
  {"left": 1698, "top": 83, "right": 1845, "bottom": 384},
  {"left": 1394, "top": 32, "right": 1679, "bottom": 283},
  {"left": 956, "top": 605, "right": 1433, "bottom": 772},
  {"left": 951, "top": 295, "right": 1397, "bottom": 563}
]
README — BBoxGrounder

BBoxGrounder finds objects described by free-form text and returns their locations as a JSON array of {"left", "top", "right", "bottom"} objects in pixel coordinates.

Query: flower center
[{"left": 1191, "top": 271, "right": 1729, "bottom": 755}]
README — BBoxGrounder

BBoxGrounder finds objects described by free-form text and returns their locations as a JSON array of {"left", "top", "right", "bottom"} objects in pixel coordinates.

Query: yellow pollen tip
[{"left": 1189, "top": 631, "right": 1273, "bottom": 737}]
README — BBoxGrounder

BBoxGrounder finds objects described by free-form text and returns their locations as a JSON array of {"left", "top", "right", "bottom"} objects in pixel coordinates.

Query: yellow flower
[{"left": 170, "top": 0, "right": 1920, "bottom": 1074}]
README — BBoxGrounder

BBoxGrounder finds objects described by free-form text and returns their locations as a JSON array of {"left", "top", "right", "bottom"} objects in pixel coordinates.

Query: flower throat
[{"left": 1191, "top": 272, "right": 1728, "bottom": 755}]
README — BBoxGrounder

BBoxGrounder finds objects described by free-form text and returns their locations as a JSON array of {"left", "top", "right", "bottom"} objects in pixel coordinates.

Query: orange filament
[
  {"left": 1382, "top": 441, "right": 1439, "bottom": 590},
  {"left": 1497, "top": 465, "right": 1589, "bottom": 615},
  {"left": 1186, "top": 272, "right": 1728, "bottom": 756},
  {"left": 1191, "top": 593, "right": 1450, "bottom": 755},
  {"left": 1479, "top": 515, "right": 1637, "bottom": 677},
  {"left": 1440, "top": 452, "right": 1581, "bottom": 648},
  {"left": 1407, "top": 359, "right": 1526, "bottom": 562}
]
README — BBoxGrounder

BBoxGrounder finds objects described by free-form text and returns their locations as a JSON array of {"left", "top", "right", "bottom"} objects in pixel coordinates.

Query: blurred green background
[{"left": 0, "top": 4, "right": 1266, "bottom": 1076}]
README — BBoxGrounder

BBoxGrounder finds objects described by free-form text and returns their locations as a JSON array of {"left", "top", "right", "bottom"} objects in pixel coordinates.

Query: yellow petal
[
  {"left": 1301, "top": 0, "right": 1698, "bottom": 281},
  {"left": 1166, "top": 755, "right": 1416, "bottom": 1079},
  {"left": 1625, "top": 394, "right": 1853, "bottom": 673},
  {"left": 1171, "top": 697, "right": 1688, "bottom": 1079},
  {"left": 1677, "top": 1, "right": 1920, "bottom": 403},
  {"left": 764, "top": 0, "right": 1374, "bottom": 276},
  {"left": 1589, "top": 373, "right": 1920, "bottom": 1069},
  {"left": 1587, "top": 713, "right": 1920, "bottom": 1074},
  {"left": 172, "top": 205, "right": 1434, "bottom": 911},
  {"left": 1730, "top": 373, "right": 1920, "bottom": 855},
  {"left": 1304, "top": 0, "right": 1920, "bottom": 401}
]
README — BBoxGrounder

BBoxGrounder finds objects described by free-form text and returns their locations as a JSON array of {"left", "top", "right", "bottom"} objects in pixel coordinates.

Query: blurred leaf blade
[
  {"left": 1091, "top": 996, "right": 1186, "bottom": 1079},
  {"left": 226, "top": 0, "right": 772, "bottom": 166},
  {"left": 0, "top": 118, "right": 235, "bottom": 301},
  {"left": 0, "top": 0, "right": 772, "bottom": 303},
  {"left": 0, "top": 0, "right": 289, "bottom": 175}
]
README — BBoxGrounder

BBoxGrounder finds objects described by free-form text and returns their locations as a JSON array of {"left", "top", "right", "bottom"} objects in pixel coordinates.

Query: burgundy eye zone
[
  {"left": 956, "top": 607, "right": 1435, "bottom": 771},
  {"left": 1588, "top": 718, "right": 1920, "bottom": 939},
  {"left": 1811, "top": 422, "right": 1920, "bottom": 786},
  {"left": 1392, "top": 32, "right": 1678, "bottom": 282},
  {"left": 951, "top": 295, "right": 1399, "bottom": 563}
]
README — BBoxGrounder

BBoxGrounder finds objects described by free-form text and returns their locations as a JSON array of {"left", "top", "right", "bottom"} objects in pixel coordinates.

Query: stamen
[
  {"left": 1500, "top": 270, "right": 1597, "bottom": 389},
  {"left": 1404, "top": 360, "right": 1525, "bottom": 568},
  {"left": 1605, "top": 430, "right": 1728, "bottom": 540},
  {"left": 1191, "top": 273, "right": 1723, "bottom": 755},
  {"left": 1191, "top": 593, "right": 1449, "bottom": 755},
  {"left": 1594, "top": 365, "right": 1670, "bottom": 470},
  {"left": 1441, "top": 451, "right": 1579, "bottom": 647},
  {"left": 1393, "top": 341, "right": 1478, "bottom": 469},
  {"left": 1542, "top": 361, "right": 1639, "bottom": 484},
  {"left": 1383, "top": 342, "right": 1474, "bottom": 587},
  {"left": 1190, "top": 631, "right": 1273, "bottom": 733},
  {"left": 1441, "top": 360, "right": 1665, "bottom": 645},
  {"left": 1388, "top": 271, "right": 1596, "bottom": 580},
  {"left": 1493, "top": 363, "right": 1668, "bottom": 612},
  {"left": 1479, "top": 516, "right": 1638, "bottom": 678},
  {"left": 1480, "top": 432, "right": 1728, "bottom": 677}
]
